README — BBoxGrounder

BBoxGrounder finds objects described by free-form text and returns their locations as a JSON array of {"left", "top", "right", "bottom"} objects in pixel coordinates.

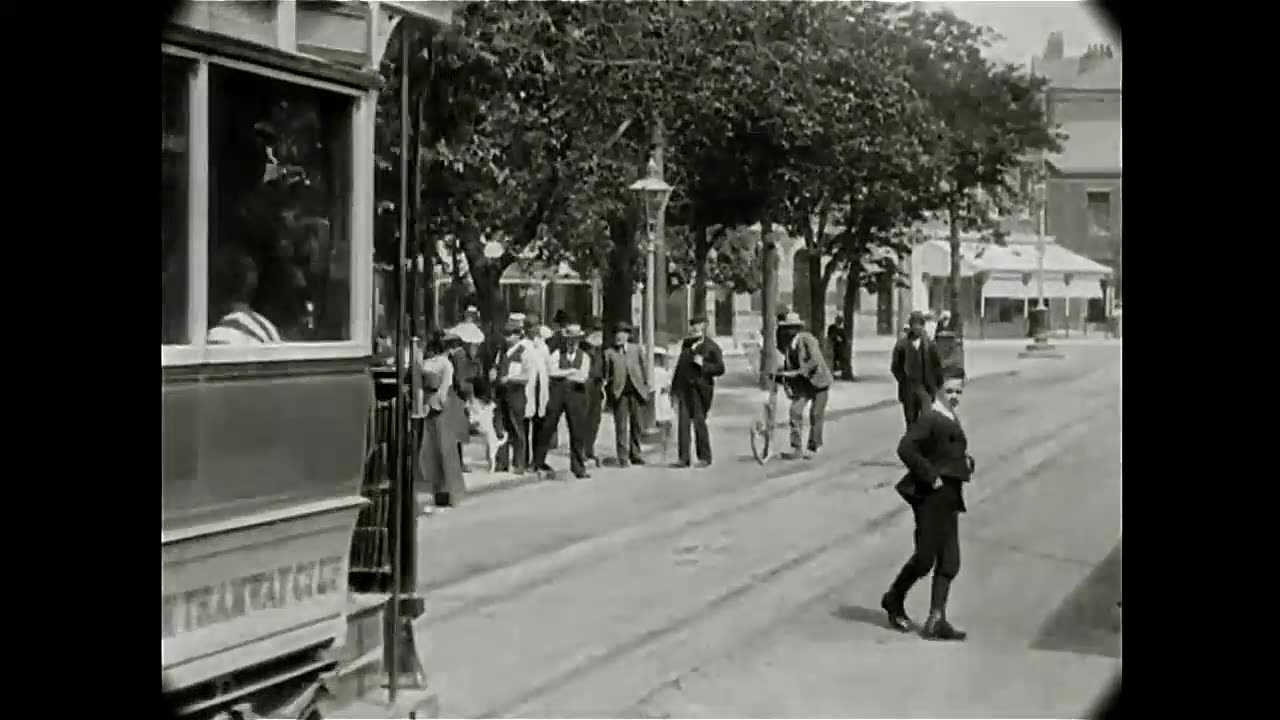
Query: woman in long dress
[{"left": 418, "top": 332, "right": 467, "bottom": 508}]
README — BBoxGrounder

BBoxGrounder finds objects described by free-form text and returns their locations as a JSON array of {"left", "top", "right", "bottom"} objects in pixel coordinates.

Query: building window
[
  {"left": 162, "top": 55, "right": 192, "bottom": 346},
  {"left": 1086, "top": 297, "right": 1108, "bottom": 322},
  {"left": 1086, "top": 190, "right": 1112, "bottom": 236},
  {"left": 207, "top": 66, "right": 353, "bottom": 345}
]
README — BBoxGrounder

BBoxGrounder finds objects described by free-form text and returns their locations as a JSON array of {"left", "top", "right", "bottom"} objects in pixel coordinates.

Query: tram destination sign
[{"left": 162, "top": 555, "right": 345, "bottom": 638}]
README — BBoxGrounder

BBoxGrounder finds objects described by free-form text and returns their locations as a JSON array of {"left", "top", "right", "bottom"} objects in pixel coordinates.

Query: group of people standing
[{"left": 485, "top": 311, "right": 730, "bottom": 478}]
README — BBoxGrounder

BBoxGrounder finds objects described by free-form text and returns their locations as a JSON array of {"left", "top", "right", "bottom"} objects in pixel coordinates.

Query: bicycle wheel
[{"left": 749, "top": 416, "right": 772, "bottom": 465}]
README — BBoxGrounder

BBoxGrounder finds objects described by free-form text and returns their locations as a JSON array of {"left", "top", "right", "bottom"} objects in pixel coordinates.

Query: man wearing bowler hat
[
  {"left": 891, "top": 310, "right": 944, "bottom": 428},
  {"left": 671, "top": 315, "right": 725, "bottom": 468},
  {"left": 602, "top": 320, "right": 650, "bottom": 467},
  {"left": 533, "top": 322, "right": 593, "bottom": 479}
]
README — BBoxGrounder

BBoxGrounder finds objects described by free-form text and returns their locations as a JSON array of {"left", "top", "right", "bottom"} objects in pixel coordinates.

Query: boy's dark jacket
[{"left": 895, "top": 407, "right": 977, "bottom": 512}]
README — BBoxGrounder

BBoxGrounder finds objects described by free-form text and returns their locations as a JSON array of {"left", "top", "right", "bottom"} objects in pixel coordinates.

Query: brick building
[{"left": 1033, "top": 35, "right": 1122, "bottom": 323}]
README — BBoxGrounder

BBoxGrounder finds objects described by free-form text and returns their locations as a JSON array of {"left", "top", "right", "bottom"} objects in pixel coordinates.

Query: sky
[{"left": 923, "top": 1, "right": 1120, "bottom": 66}]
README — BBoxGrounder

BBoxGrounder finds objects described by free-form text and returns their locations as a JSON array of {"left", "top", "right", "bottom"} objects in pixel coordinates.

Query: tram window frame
[{"left": 160, "top": 48, "right": 374, "bottom": 367}]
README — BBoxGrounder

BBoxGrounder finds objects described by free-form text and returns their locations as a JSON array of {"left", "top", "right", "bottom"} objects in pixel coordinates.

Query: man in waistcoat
[
  {"left": 492, "top": 319, "right": 530, "bottom": 474},
  {"left": 534, "top": 323, "right": 593, "bottom": 479},
  {"left": 602, "top": 321, "right": 650, "bottom": 467},
  {"left": 581, "top": 316, "right": 607, "bottom": 468},
  {"left": 891, "top": 311, "right": 944, "bottom": 428},
  {"left": 778, "top": 312, "right": 834, "bottom": 458},
  {"left": 671, "top": 315, "right": 725, "bottom": 468}
]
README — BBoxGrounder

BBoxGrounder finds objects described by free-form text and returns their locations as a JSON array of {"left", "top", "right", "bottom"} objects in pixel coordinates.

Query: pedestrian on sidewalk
[
  {"left": 652, "top": 347, "right": 676, "bottom": 462},
  {"left": 603, "top": 321, "right": 650, "bottom": 467},
  {"left": 418, "top": 331, "right": 467, "bottom": 508},
  {"left": 891, "top": 311, "right": 943, "bottom": 428},
  {"left": 827, "top": 315, "right": 848, "bottom": 380},
  {"left": 517, "top": 314, "right": 552, "bottom": 473},
  {"left": 777, "top": 312, "right": 833, "bottom": 458},
  {"left": 533, "top": 323, "right": 593, "bottom": 479},
  {"left": 491, "top": 319, "right": 531, "bottom": 475},
  {"left": 882, "top": 365, "right": 975, "bottom": 641},
  {"left": 671, "top": 316, "right": 725, "bottom": 468},
  {"left": 582, "top": 317, "right": 606, "bottom": 468}
]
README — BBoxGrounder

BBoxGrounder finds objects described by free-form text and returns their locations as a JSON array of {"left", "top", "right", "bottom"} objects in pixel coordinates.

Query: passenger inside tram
[{"left": 207, "top": 250, "right": 283, "bottom": 345}]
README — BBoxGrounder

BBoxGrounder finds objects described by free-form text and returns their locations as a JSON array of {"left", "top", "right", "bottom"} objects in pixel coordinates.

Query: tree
[{"left": 899, "top": 7, "right": 1061, "bottom": 339}]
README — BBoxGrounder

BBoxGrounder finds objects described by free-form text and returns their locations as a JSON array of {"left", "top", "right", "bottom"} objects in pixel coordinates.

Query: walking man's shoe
[
  {"left": 881, "top": 592, "right": 912, "bottom": 633},
  {"left": 696, "top": 460, "right": 713, "bottom": 469},
  {"left": 672, "top": 461, "right": 692, "bottom": 469},
  {"left": 573, "top": 471, "right": 591, "bottom": 480},
  {"left": 631, "top": 456, "right": 647, "bottom": 466},
  {"left": 921, "top": 615, "right": 967, "bottom": 641},
  {"left": 618, "top": 459, "right": 631, "bottom": 468}
]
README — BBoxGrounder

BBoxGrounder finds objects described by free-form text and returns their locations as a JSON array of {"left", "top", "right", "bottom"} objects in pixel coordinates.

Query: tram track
[
  {"left": 502, "top": 374, "right": 1120, "bottom": 718},
  {"left": 419, "top": 364, "right": 1112, "bottom": 629},
  {"left": 418, "top": 364, "right": 1119, "bottom": 717}
]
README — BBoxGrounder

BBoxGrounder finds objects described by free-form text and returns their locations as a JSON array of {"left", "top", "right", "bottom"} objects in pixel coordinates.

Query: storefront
[
  {"left": 911, "top": 235, "right": 1113, "bottom": 339},
  {"left": 161, "top": 2, "right": 454, "bottom": 718}
]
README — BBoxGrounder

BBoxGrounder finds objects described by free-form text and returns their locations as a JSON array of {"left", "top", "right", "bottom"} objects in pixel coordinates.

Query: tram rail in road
[{"left": 412, "top": 359, "right": 1120, "bottom": 718}]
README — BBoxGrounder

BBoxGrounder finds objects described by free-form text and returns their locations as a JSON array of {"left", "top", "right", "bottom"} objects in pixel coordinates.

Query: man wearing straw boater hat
[
  {"left": 775, "top": 311, "right": 833, "bottom": 459},
  {"left": 533, "top": 321, "right": 593, "bottom": 479}
]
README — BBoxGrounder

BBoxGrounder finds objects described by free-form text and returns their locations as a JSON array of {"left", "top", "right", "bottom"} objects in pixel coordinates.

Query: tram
[{"left": 161, "top": 3, "right": 455, "bottom": 718}]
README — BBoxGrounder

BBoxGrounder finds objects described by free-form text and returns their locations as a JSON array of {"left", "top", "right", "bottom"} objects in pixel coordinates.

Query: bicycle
[{"left": 749, "top": 369, "right": 798, "bottom": 465}]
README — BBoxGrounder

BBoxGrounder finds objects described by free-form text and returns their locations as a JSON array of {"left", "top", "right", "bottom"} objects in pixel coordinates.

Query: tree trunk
[
  {"left": 692, "top": 223, "right": 709, "bottom": 318},
  {"left": 760, "top": 218, "right": 779, "bottom": 388},
  {"left": 460, "top": 237, "right": 506, "bottom": 340},
  {"left": 946, "top": 201, "right": 964, "bottom": 338},
  {"left": 841, "top": 264, "right": 859, "bottom": 380},
  {"left": 807, "top": 251, "right": 825, "bottom": 332},
  {"left": 603, "top": 215, "right": 639, "bottom": 332},
  {"left": 651, "top": 114, "right": 669, "bottom": 345}
]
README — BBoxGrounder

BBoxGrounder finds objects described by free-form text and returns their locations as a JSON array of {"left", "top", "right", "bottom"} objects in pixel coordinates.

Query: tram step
[{"left": 327, "top": 594, "right": 391, "bottom": 710}]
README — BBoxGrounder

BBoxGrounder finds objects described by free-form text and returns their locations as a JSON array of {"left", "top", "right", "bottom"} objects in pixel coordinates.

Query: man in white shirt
[
  {"left": 516, "top": 313, "right": 552, "bottom": 470},
  {"left": 533, "top": 322, "right": 592, "bottom": 478}
]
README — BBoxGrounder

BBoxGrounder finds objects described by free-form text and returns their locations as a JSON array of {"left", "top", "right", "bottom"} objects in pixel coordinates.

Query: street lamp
[
  {"left": 1020, "top": 176, "right": 1064, "bottom": 358},
  {"left": 629, "top": 157, "right": 673, "bottom": 401}
]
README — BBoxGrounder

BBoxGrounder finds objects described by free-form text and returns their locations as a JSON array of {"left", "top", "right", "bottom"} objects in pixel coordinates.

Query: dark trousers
[
  {"left": 612, "top": 387, "right": 646, "bottom": 463},
  {"left": 789, "top": 387, "right": 829, "bottom": 452},
  {"left": 887, "top": 486, "right": 961, "bottom": 616},
  {"left": 585, "top": 381, "right": 604, "bottom": 459},
  {"left": 496, "top": 392, "right": 528, "bottom": 472},
  {"left": 534, "top": 384, "right": 589, "bottom": 476},
  {"left": 901, "top": 385, "right": 933, "bottom": 427},
  {"left": 676, "top": 389, "right": 712, "bottom": 464}
]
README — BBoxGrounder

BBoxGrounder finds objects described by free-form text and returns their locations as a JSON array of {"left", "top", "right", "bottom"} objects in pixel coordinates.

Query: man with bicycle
[{"left": 776, "top": 312, "right": 834, "bottom": 459}]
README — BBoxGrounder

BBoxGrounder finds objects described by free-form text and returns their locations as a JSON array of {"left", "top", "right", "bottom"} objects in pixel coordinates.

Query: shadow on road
[{"left": 831, "top": 603, "right": 896, "bottom": 630}]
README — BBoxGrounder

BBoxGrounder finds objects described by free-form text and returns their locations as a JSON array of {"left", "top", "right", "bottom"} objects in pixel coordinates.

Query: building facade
[{"left": 1034, "top": 37, "right": 1122, "bottom": 321}]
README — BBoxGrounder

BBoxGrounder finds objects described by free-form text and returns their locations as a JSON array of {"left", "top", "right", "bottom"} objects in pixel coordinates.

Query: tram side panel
[{"left": 161, "top": 363, "right": 371, "bottom": 694}]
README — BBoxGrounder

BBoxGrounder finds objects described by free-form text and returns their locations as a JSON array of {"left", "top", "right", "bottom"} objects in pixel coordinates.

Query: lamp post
[
  {"left": 629, "top": 157, "right": 673, "bottom": 414},
  {"left": 1020, "top": 178, "right": 1064, "bottom": 358}
]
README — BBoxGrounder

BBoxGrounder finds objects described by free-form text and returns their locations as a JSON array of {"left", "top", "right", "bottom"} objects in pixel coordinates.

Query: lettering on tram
[{"left": 161, "top": 556, "right": 344, "bottom": 638}]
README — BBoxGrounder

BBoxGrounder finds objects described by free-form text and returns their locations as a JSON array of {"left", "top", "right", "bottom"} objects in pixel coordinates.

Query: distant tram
[{"left": 161, "top": 3, "right": 455, "bottom": 718}]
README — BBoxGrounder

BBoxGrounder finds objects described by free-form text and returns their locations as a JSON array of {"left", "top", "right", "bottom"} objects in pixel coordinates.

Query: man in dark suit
[
  {"left": 491, "top": 319, "right": 530, "bottom": 474},
  {"left": 671, "top": 316, "right": 725, "bottom": 468},
  {"left": 777, "top": 312, "right": 834, "bottom": 458},
  {"left": 581, "top": 316, "right": 606, "bottom": 468},
  {"left": 602, "top": 321, "right": 650, "bottom": 467},
  {"left": 827, "top": 315, "right": 848, "bottom": 380},
  {"left": 883, "top": 365, "right": 974, "bottom": 641},
  {"left": 890, "top": 311, "right": 943, "bottom": 427}
]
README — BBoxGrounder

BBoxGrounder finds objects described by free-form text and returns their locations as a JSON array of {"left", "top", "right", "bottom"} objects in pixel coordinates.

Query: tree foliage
[{"left": 371, "top": 1, "right": 1059, "bottom": 346}]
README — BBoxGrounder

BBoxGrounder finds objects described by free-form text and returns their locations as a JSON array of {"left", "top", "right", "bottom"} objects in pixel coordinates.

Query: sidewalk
[{"left": 437, "top": 343, "right": 1027, "bottom": 501}]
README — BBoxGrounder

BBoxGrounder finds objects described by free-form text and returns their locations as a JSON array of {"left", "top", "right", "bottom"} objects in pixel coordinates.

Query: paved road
[{"left": 410, "top": 345, "right": 1121, "bottom": 718}]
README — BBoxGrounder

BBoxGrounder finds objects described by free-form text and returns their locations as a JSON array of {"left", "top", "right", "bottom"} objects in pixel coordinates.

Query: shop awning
[
  {"left": 917, "top": 238, "right": 1113, "bottom": 278},
  {"left": 981, "top": 275, "right": 1105, "bottom": 300}
]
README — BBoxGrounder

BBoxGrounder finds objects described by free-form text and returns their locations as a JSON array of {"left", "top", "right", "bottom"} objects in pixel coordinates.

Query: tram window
[
  {"left": 207, "top": 67, "right": 353, "bottom": 345},
  {"left": 161, "top": 55, "right": 191, "bottom": 346}
]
